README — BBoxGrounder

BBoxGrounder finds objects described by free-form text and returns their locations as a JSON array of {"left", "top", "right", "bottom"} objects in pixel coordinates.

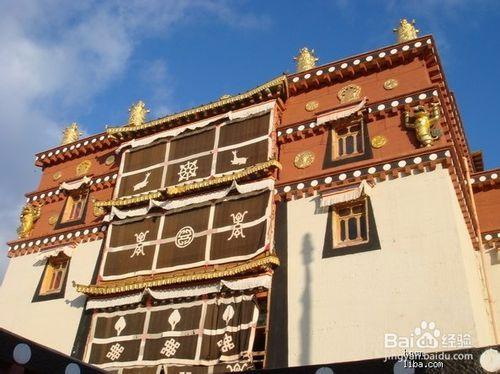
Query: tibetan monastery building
[{"left": 1, "top": 19, "right": 499, "bottom": 373}]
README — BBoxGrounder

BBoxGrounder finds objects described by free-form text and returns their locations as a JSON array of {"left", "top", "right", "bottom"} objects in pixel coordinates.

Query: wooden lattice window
[
  {"left": 332, "top": 121, "right": 364, "bottom": 160},
  {"left": 60, "top": 191, "right": 88, "bottom": 223},
  {"left": 333, "top": 199, "right": 368, "bottom": 247},
  {"left": 39, "top": 255, "right": 70, "bottom": 295}
]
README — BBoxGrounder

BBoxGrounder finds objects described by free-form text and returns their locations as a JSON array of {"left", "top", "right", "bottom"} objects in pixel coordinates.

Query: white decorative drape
[
  {"left": 37, "top": 244, "right": 75, "bottom": 260},
  {"left": 59, "top": 176, "right": 92, "bottom": 191},
  {"left": 316, "top": 97, "right": 367, "bottom": 126},
  {"left": 104, "top": 179, "right": 275, "bottom": 222},
  {"left": 320, "top": 180, "right": 373, "bottom": 208},
  {"left": 116, "top": 100, "right": 276, "bottom": 153},
  {"left": 85, "top": 274, "right": 272, "bottom": 310}
]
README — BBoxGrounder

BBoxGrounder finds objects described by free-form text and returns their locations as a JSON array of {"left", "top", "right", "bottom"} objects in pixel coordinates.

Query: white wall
[
  {"left": 0, "top": 240, "right": 101, "bottom": 355},
  {"left": 285, "top": 166, "right": 495, "bottom": 366}
]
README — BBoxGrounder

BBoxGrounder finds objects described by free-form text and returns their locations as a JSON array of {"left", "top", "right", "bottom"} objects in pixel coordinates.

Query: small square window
[
  {"left": 333, "top": 199, "right": 369, "bottom": 247},
  {"left": 332, "top": 120, "right": 364, "bottom": 160},
  {"left": 33, "top": 254, "right": 71, "bottom": 302}
]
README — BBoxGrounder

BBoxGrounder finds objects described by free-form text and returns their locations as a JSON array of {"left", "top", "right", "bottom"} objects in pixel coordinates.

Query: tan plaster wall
[
  {"left": 285, "top": 166, "right": 494, "bottom": 365},
  {"left": 0, "top": 240, "right": 101, "bottom": 355}
]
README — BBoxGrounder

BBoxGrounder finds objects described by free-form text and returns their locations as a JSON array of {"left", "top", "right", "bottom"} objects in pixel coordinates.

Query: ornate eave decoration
[
  {"left": 106, "top": 76, "right": 286, "bottom": 136},
  {"left": 294, "top": 47, "right": 319, "bottom": 72},
  {"left": 94, "top": 160, "right": 282, "bottom": 208},
  {"left": 394, "top": 18, "right": 420, "bottom": 43},
  {"left": 73, "top": 254, "right": 280, "bottom": 296}
]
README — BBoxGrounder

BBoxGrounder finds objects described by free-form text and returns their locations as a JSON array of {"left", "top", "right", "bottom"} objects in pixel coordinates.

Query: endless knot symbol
[
  {"left": 177, "top": 160, "right": 198, "bottom": 182},
  {"left": 227, "top": 211, "right": 248, "bottom": 241},
  {"left": 106, "top": 343, "right": 124, "bottom": 361},
  {"left": 160, "top": 338, "right": 181, "bottom": 357},
  {"left": 217, "top": 333, "right": 235, "bottom": 353},
  {"left": 130, "top": 230, "right": 149, "bottom": 258},
  {"left": 175, "top": 226, "right": 195, "bottom": 248}
]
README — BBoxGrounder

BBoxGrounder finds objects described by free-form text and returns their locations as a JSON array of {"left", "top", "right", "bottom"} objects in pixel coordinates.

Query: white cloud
[{"left": 0, "top": 0, "right": 270, "bottom": 282}]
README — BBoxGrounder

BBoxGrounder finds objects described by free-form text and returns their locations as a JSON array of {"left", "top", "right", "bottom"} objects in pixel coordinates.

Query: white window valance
[
  {"left": 37, "top": 244, "right": 75, "bottom": 260},
  {"left": 116, "top": 100, "right": 276, "bottom": 153},
  {"left": 320, "top": 180, "right": 373, "bottom": 208},
  {"left": 59, "top": 176, "right": 92, "bottom": 191},
  {"left": 316, "top": 97, "right": 366, "bottom": 126},
  {"left": 85, "top": 274, "right": 272, "bottom": 310}
]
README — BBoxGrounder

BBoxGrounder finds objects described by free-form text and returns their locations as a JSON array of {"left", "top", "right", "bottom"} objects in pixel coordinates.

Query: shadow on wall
[{"left": 300, "top": 233, "right": 314, "bottom": 365}]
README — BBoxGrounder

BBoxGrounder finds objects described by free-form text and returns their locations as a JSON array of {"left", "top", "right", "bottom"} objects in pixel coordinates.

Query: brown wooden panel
[
  {"left": 118, "top": 166, "right": 164, "bottom": 197},
  {"left": 148, "top": 305, "right": 203, "bottom": 333},
  {"left": 169, "top": 129, "right": 215, "bottom": 160},
  {"left": 109, "top": 216, "right": 161, "bottom": 248},
  {"left": 162, "top": 206, "right": 211, "bottom": 238},
  {"left": 215, "top": 139, "right": 269, "bottom": 175},
  {"left": 213, "top": 191, "right": 269, "bottom": 228},
  {"left": 88, "top": 339, "right": 141, "bottom": 365},
  {"left": 211, "top": 222, "right": 267, "bottom": 260},
  {"left": 123, "top": 142, "right": 166, "bottom": 173},
  {"left": 94, "top": 313, "right": 146, "bottom": 339},
  {"left": 156, "top": 239, "right": 206, "bottom": 269},
  {"left": 218, "top": 113, "right": 270, "bottom": 147},
  {"left": 164, "top": 154, "right": 213, "bottom": 187},
  {"left": 103, "top": 244, "right": 156, "bottom": 277}
]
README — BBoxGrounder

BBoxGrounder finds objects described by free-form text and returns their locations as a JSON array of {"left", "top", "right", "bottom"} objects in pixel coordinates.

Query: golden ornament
[
  {"left": 393, "top": 18, "right": 419, "bottom": 43},
  {"left": 383, "top": 79, "right": 399, "bottom": 90},
  {"left": 371, "top": 135, "right": 388, "bottom": 149},
  {"left": 294, "top": 47, "right": 319, "bottom": 72},
  {"left": 105, "top": 155, "right": 116, "bottom": 166},
  {"left": 305, "top": 100, "right": 319, "bottom": 112},
  {"left": 337, "top": 84, "right": 361, "bottom": 104},
  {"left": 61, "top": 122, "right": 83, "bottom": 145},
  {"left": 76, "top": 160, "right": 92, "bottom": 176},
  {"left": 48, "top": 215, "right": 58, "bottom": 225},
  {"left": 52, "top": 171, "right": 62, "bottom": 181},
  {"left": 294, "top": 151, "right": 315, "bottom": 169}
]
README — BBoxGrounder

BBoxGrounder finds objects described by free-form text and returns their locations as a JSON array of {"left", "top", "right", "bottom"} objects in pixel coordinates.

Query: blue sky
[{"left": 0, "top": 0, "right": 499, "bottom": 280}]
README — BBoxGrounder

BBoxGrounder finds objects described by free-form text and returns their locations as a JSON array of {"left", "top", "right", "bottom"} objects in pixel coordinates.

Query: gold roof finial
[
  {"left": 128, "top": 100, "right": 150, "bottom": 127},
  {"left": 294, "top": 47, "right": 319, "bottom": 73},
  {"left": 394, "top": 18, "right": 420, "bottom": 43},
  {"left": 61, "top": 122, "right": 83, "bottom": 145}
]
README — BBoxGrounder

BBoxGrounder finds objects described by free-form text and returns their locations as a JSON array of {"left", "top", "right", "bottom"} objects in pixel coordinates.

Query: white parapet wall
[
  {"left": 0, "top": 240, "right": 101, "bottom": 355},
  {"left": 285, "top": 165, "right": 496, "bottom": 366}
]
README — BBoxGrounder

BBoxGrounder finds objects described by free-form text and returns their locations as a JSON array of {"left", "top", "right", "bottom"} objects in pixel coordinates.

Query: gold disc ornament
[
  {"left": 105, "top": 155, "right": 116, "bottom": 166},
  {"left": 76, "top": 160, "right": 92, "bottom": 176},
  {"left": 52, "top": 171, "right": 62, "bottom": 181},
  {"left": 305, "top": 100, "right": 319, "bottom": 112},
  {"left": 48, "top": 215, "right": 58, "bottom": 225},
  {"left": 383, "top": 79, "right": 399, "bottom": 90},
  {"left": 294, "top": 151, "right": 315, "bottom": 169},
  {"left": 371, "top": 135, "right": 388, "bottom": 149}
]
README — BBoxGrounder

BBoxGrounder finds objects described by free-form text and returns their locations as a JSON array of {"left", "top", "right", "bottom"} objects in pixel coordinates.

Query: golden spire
[
  {"left": 294, "top": 47, "right": 319, "bottom": 73},
  {"left": 393, "top": 18, "right": 420, "bottom": 43},
  {"left": 128, "top": 100, "right": 150, "bottom": 127},
  {"left": 61, "top": 122, "right": 83, "bottom": 145}
]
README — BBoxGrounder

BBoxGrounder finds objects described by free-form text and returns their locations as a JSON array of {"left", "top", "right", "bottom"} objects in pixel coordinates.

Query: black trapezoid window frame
[
  {"left": 32, "top": 253, "right": 72, "bottom": 302},
  {"left": 54, "top": 188, "right": 91, "bottom": 230},
  {"left": 322, "top": 114, "right": 373, "bottom": 169},
  {"left": 322, "top": 198, "right": 380, "bottom": 258}
]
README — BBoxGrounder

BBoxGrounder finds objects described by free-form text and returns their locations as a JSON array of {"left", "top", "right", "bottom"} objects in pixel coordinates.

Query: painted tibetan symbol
[
  {"left": 175, "top": 226, "right": 195, "bottom": 248},
  {"left": 130, "top": 230, "right": 149, "bottom": 258},
  {"left": 177, "top": 160, "right": 198, "bottom": 182},
  {"left": 106, "top": 343, "right": 124, "bottom": 361},
  {"left": 133, "top": 172, "right": 151, "bottom": 191},
  {"left": 228, "top": 211, "right": 248, "bottom": 241},
  {"left": 230, "top": 150, "right": 248, "bottom": 166}
]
